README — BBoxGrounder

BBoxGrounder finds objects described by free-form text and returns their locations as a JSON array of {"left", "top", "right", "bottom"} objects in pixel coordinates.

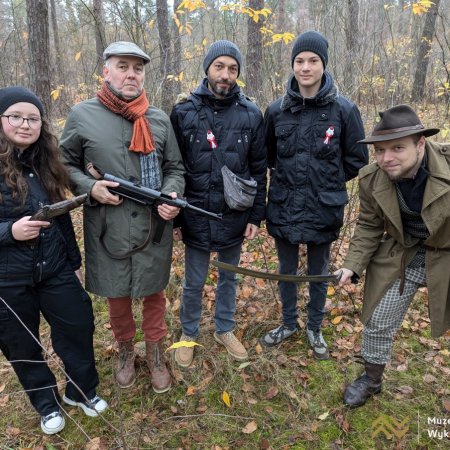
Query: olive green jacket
[
  {"left": 343, "top": 141, "right": 450, "bottom": 337},
  {"left": 60, "top": 98, "right": 185, "bottom": 298}
]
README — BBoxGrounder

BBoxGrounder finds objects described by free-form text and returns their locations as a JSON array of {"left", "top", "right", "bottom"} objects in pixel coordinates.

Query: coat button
[
  {"left": 131, "top": 212, "right": 138, "bottom": 218},
  {"left": 29, "top": 173, "right": 34, "bottom": 177},
  {"left": 390, "top": 251, "right": 395, "bottom": 257}
]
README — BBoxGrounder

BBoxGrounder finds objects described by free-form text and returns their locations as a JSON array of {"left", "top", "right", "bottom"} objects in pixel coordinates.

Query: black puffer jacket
[
  {"left": 170, "top": 79, "right": 267, "bottom": 251},
  {"left": 0, "top": 148, "right": 82, "bottom": 287},
  {"left": 265, "top": 73, "right": 368, "bottom": 245}
]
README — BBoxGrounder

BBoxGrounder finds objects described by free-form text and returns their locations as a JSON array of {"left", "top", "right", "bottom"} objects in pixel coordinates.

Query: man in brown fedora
[{"left": 335, "top": 104, "right": 450, "bottom": 407}]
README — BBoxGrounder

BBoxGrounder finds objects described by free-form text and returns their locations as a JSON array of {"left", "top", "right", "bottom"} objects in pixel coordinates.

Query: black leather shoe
[{"left": 343, "top": 373, "right": 382, "bottom": 407}]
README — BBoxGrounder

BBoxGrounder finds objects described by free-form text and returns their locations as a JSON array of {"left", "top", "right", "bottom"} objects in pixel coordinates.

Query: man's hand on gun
[
  {"left": 91, "top": 180, "right": 123, "bottom": 205},
  {"left": 12, "top": 216, "right": 50, "bottom": 241},
  {"left": 158, "top": 192, "right": 180, "bottom": 221}
]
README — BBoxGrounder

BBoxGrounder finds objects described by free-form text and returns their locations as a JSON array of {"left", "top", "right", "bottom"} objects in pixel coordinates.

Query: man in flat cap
[
  {"left": 60, "top": 41, "right": 185, "bottom": 393},
  {"left": 335, "top": 104, "right": 450, "bottom": 407},
  {"left": 170, "top": 40, "right": 267, "bottom": 368},
  {"left": 260, "top": 30, "right": 368, "bottom": 359}
]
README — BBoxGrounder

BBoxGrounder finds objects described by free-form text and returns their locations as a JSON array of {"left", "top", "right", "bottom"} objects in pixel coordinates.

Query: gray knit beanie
[
  {"left": 203, "top": 40, "right": 242, "bottom": 76},
  {"left": 0, "top": 86, "right": 45, "bottom": 117},
  {"left": 291, "top": 31, "right": 328, "bottom": 68}
]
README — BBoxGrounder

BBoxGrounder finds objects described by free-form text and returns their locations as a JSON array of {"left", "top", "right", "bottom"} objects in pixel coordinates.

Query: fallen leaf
[
  {"left": 318, "top": 411, "right": 329, "bottom": 420},
  {"left": 265, "top": 386, "right": 279, "bottom": 399},
  {"left": 423, "top": 374, "right": 437, "bottom": 383},
  {"left": 186, "top": 386, "right": 196, "bottom": 396},
  {"left": 6, "top": 426, "right": 20, "bottom": 436},
  {"left": 242, "top": 420, "right": 257, "bottom": 434},
  {"left": 331, "top": 316, "right": 343, "bottom": 325},
  {"left": 396, "top": 385, "right": 414, "bottom": 396},
  {"left": 166, "top": 340, "right": 203, "bottom": 351},
  {"left": 259, "top": 437, "right": 270, "bottom": 449},
  {"left": 0, "top": 395, "right": 10, "bottom": 407},
  {"left": 0, "top": 384, "right": 4, "bottom": 393},
  {"left": 85, "top": 437, "right": 101, "bottom": 450},
  {"left": 335, "top": 412, "right": 350, "bottom": 432},
  {"left": 238, "top": 362, "right": 251, "bottom": 370},
  {"left": 442, "top": 398, "right": 450, "bottom": 412},
  {"left": 255, "top": 343, "right": 263, "bottom": 354},
  {"left": 222, "top": 391, "right": 231, "bottom": 407}
]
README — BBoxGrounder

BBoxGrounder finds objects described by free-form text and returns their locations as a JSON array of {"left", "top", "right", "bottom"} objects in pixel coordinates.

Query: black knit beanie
[
  {"left": 0, "top": 86, "right": 45, "bottom": 117},
  {"left": 291, "top": 31, "right": 328, "bottom": 68},
  {"left": 203, "top": 40, "right": 242, "bottom": 76}
]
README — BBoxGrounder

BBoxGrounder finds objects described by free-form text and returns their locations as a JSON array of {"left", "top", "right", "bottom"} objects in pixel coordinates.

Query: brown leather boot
[
  {"left": 145, "top": 340, "right": 172, "bottom": 394},
  {"left": 343, "top": 360, "right": 385, "bottom": 407},
  {"left": 116, "top": 340, "right": 136, "bottom": 388}
]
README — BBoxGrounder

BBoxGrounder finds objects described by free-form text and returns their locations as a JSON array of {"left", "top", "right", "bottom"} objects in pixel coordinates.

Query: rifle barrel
[{"left": 103, "top": 174, "right": 222, "bottom": 220}]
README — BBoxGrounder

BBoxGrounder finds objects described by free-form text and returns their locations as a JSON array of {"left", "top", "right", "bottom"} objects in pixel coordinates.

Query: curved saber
[{"left": 211, "top": 260, "right": 340, "bottom": 283}]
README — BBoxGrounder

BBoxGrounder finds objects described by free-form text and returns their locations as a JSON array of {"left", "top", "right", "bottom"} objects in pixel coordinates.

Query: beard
[
  {"left": 383, "top": 152, "right": 420, "bottom": 181},
  {"left": 208, "top": 78, "right": 234, "bottom": 97}
]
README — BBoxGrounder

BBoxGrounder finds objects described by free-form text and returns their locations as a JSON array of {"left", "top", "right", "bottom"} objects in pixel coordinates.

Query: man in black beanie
[
  {"left": 260, "top": 30, "right": 368, "bottom": 359},
  {"left": 170, "top": 40, "right": 267, "bottom": 368}
]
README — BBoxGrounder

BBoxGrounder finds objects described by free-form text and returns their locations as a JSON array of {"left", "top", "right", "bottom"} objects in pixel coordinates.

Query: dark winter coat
[
  {"left": 265, "top": 73, "right": 368, "bottom": 245},
  {"left": 343, "top": 141, "right": 450, "bottom": 337},
  {"left": 0, "top": 147, "right": 81, "bottom": 286},
  {"left": 170, "top": 79, "right": 267, "bottom": 251}
]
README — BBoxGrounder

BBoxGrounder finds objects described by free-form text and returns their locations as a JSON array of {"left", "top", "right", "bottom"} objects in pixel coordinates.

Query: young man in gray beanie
[
  {"left": 170, "top": 40, "right": 267, "bottom": 367},
  {"left": 261, "top": 30, "right": 368, "bottom": 359}
]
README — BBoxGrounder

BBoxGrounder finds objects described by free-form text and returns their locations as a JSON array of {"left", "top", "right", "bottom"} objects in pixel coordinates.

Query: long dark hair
[{"left": 0, "top": 118, "right": 70, "bottom": 206}]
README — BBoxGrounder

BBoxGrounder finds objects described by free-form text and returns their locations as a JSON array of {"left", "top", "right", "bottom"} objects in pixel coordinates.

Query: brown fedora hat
[{"left": 358, "top": 104, "right": 440, "bottom": 144}]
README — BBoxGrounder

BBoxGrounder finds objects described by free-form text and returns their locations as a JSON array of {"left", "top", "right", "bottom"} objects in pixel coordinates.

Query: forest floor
[{"left": 0, "top": 201, "right": 449, "bottom": 450}]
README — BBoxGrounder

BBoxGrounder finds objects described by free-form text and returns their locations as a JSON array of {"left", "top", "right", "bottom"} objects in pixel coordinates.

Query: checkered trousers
[{"left": 362, "top": 265, "right": 426, "bottom": 364}]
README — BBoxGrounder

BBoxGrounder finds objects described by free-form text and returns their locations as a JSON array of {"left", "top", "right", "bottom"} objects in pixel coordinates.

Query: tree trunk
[
  {"left": 172, "top": 0, "right": 182, "bottom": 97},
  {"left": 344, "top": 0, "right": 359, "bottom": 96},
  {"left": 93, "top": 0, "right": 106, "bottom": 77},
  {"left": 246, "top": 0, "right": 264, "bottom": 104},
  {"left": 26, "top": 0, "right": 52, "bottom": 116},
  {"left": 156, "top": 0, "right": 172, "bottom": 113},
  {"left": 410, "top": 0, "right": 441, "bottom": 103},
  {"left": 49, "top": 0, "right": 63, "bottom": 85},
  {"left": 273, "top": 0, "right": 286, "bottom": 98}
]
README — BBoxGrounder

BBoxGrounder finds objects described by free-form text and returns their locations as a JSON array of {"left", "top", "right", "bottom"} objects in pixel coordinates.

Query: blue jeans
[
  {"left": 275, "top": 238, "right": 331, "bottom": 331},
  {"left": 180, "top": 244, "right": 242, "bottom": 337}
]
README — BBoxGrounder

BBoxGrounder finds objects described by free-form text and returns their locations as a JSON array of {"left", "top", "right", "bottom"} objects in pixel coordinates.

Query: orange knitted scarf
[{"left": 97, "top": 83, "right": 155, "bottom": 154}]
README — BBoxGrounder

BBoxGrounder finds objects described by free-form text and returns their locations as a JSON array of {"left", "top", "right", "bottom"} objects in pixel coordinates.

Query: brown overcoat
[{"left": 343, "top": 141, "right": 450, "bottom": 337}]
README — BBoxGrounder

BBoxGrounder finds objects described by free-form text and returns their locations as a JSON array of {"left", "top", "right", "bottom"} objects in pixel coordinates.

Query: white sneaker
[
  {"left": 40, "top": 411, "right": 65, "bottom": 434},
  {"left": 63, "top": 394, "right": 108, "bottom": 417}
]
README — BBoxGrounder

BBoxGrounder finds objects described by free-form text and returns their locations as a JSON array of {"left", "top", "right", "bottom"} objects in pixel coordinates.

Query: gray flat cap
[{"left": 103, "top": 41, "right": 150, "bottom": 64}]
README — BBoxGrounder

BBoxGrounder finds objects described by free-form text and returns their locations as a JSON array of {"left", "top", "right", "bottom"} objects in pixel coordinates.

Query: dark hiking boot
[
  {"left": 146, "top": 340, "right": 172, "bottom": 394},
  {"left": 343, "top": 360, "right": 385, "bottom": 407}
]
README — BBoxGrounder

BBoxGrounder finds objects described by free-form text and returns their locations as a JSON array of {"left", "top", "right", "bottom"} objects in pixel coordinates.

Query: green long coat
[
  {"left": 343, "top": 141, "right": 450, "bottom": 337},
  {"left": 60, "top": 98, "right": 185, "bottom": 298}
]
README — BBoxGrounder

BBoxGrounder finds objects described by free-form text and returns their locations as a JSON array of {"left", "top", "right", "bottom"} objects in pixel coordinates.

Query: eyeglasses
[{"left": 1, "top": 114, "right": 42, "bottom": 129}]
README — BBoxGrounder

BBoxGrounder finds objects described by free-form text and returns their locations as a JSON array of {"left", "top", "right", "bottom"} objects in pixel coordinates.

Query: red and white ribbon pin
[
  {"left": 323, "top": 126, "right": 334, "bottom": 145},
  {"left": 206, "top": 130, "right": 218, "bottom": 149}
]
